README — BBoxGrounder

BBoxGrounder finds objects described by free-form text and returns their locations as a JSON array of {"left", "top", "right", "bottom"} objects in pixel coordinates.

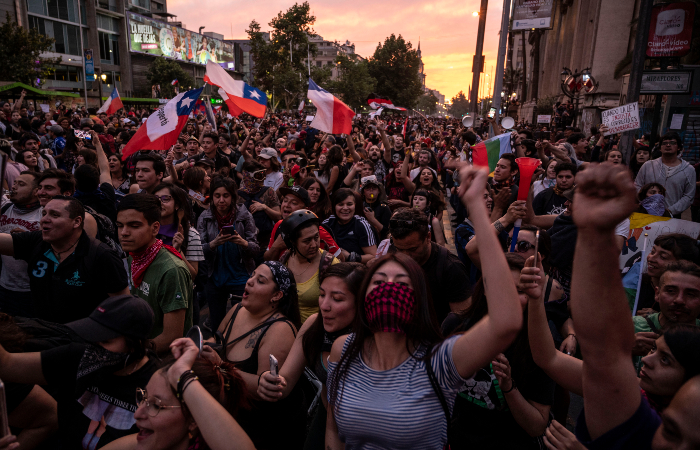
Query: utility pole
[
  {"left": 470, "top": 0, "right": 489, "bottom": 115},
  {"left": 618, "top": 0, "right": 653, "bottom": 163},
  {"left": 77, "top": 1, "right": 88, "bottom": 108},
  {"left": 492, "top": 0, "right": 511, "bottom": 123}
]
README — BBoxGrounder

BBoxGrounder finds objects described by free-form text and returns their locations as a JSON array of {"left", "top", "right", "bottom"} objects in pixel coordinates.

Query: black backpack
[{"left": 83, "top": 204, "right": 125, "bottom": 258}]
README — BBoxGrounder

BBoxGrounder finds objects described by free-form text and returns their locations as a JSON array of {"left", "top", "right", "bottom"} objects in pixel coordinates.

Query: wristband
[
  {"left": 502, "top": 380, "right": 517, "bottom": 394},
  {"left": 494, "top": 220, "right": 505, "bottom": 234},
  {"left": 176, "top": 370, "right": 198, "bottom": 399},
  {"left": 567, "top": 334, "right": 577, "bottom": 341},
  {"left": 349, "top": 252, "right": 360, "bottom": 263}
]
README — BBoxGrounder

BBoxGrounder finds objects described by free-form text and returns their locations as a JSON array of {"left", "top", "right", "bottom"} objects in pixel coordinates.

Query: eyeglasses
[
  {"left": 661, "top": 141, "right": 678, "bottom": 147},
  {"left": 506, "top": 239, "right": 536, "bottom": 254},
  {"left": 135, "top": 388, "right": 182, "bottom": 417},
  {"left": 156, "top": 195, "right": 172, "bottom": 203}
]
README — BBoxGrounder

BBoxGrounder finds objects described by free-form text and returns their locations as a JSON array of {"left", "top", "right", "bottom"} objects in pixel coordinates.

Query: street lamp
[
  {"left": 97, "top": 71, "right": 107, "bottom": 107},
  {"left": 472, "top": 11, "right": 479, "bottom": 16},
  {"left": 559, "top": 67, "right": 598, "bottom": 127}
]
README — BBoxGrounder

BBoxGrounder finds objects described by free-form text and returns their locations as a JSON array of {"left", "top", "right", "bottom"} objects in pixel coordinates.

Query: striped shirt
[
  {"left": 327, "top": 334, "right": 465, "bottom": 450},
  {"left": 184, "top": 228, "right": 205, "bottom": 262},
  {"left": 322, "top": 215, "right": 377, "bottom": 255}
]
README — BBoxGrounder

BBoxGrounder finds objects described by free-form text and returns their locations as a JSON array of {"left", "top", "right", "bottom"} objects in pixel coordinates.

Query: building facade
[{"left": 308, "top": 35, "right": 358, "bottom": 80}]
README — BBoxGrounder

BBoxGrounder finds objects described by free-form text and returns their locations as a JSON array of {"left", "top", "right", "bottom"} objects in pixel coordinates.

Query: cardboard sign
[
  {"left": 647, "top": 2, "right": 695, "bottom": 57},
  {"left": 305, "top": 115, "right": 314, "bottom": 122},
  {"left": 537, "top": 115, "right": 551, "bottom": 123},
  {"left": 602, "top": 102, "right": 640, "bottom": 135}
]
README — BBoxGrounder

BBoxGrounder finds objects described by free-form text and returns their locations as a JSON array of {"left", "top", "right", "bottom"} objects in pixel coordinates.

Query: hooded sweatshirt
[{"left": 634, "top": 158, "right": 696, "bottom": 216}]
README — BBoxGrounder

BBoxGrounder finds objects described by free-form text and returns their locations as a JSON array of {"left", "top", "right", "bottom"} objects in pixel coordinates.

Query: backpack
[
  {"left": 83, "top": 204, "right": 125, "bottom": 258},
  {"left": 12, "top": 316, "right": 88, "bottom": 352}
]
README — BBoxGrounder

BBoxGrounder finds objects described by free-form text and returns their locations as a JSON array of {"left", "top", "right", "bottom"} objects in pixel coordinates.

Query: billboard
[
  {"left": 127, "top": 12, "right": 234, "bottom": 66},
  {"left": 513, "top": 0, "right": 554, "bottom": 30},
  {"left": 647, "top": 2, "right": 695, "bottom": 58}
]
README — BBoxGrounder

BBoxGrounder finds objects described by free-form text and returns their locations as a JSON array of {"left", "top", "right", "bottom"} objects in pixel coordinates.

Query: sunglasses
[
  {"left": 136, "top": 388, "right": 182, "bottom": 417},
  {"left": 506, "top": 238, "right": 536, "bottom": 253}
]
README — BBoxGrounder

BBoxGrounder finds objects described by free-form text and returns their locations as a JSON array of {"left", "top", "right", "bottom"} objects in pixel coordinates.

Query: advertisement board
[
  {"left": 647, "top": 2, "right": 695, "bottom": 58},
  {"left": 127, "top": 12, "right": 235, "bottom": 66},
  {"left": 513, "top": 0, "right": 554, "bottom": 30}
]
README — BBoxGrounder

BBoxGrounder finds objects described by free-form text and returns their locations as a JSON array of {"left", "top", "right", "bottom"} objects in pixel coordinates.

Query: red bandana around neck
[
  {"left": 214, "top": 208, "right": 235, "bottom": 231},
  {"left": 130, "top": 239, "right": 182, "bottom": 288}
]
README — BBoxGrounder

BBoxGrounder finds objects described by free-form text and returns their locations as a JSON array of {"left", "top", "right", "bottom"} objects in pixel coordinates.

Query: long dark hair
[
  {"left": 154, "top": 182, "right": 193, "bottom": 252},
  {"left": 301, "top": 177, "right": 332, "bottom": 221},
  {"left": 320, "top": 145, "right": 343, "bottom": 178},
  {"left": 328, "top": 253, "right": 442, "bottom": 409},
  {"left": 209, "top": 176, "right": 238, "bottom": 215},
  {"left": 629, "top": 146, "right": 651, "bottom": 176},
  {"left": 453, "top": 253, "right": 535, "bottom": 377},
  {"left": 663, "top": 323, "right": 700, "bottom": 382},
  {"left": 302, "top": 263, "right": 367, "bottom": 370},
  {"left": 261, "top": 262, "right": 302, "bottom": 329}
]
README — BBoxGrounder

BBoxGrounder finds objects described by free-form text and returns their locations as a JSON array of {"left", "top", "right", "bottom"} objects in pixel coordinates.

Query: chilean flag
[
  {"left": 307, "top": 79, "right": 354, "bottom": 134},
  {"left": 121, "top": 88, "right": 203, "bottom": 160},
  {"left": 204, "top": 60, "right": 267, "bottom": 118},
  {"left": 96, "top": 87, "right": 123, "bottom": 115}
]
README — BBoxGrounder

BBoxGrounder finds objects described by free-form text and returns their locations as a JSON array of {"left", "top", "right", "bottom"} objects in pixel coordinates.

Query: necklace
[
  {"left": 291, "top": 255, "right": 315, "bottom": 279},
  {"left": 111, "top": 175, "right": 124, "bottom": 189},
  {"left": 52, "top": 237, "right": 80, "bottom": 261}
]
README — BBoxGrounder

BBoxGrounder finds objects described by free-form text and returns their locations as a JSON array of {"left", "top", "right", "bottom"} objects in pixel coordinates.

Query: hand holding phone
[
  {"left": 222, "top": 225, "right": 238, "bottom": 236},
  {"left": 533, "top": 230, "right": 540, "bottom": 269},
  {"left": 269, "top": 354, "right": 279, "bottom": 377}
]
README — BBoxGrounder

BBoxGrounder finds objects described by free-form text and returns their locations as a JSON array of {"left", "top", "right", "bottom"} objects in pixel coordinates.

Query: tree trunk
[{"left": 521, "top": 30, "right": 527, "bottom": 101}]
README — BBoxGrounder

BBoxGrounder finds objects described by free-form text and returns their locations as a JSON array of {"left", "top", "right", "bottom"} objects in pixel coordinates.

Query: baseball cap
[
  {"left": 66, "top": 295, "right": 154, "bottom": 342},
  {"left": 193, "top": 156, "right": 215, "bottom": 169},
  {"left": 562, "top": 187, "right": 576, "bottom": 202},
  {"left": 258, "top": 147, "right": 278, "bottom": 160},
  {"left": 360, "top": 175, "right": 381, "bottom": 190},
  {"left": 279, "top": 185, "right": 310, "bottom": 207},
  {"left": 186, "top": 136, "right": 199, "bottom": 144},
  {"left": 48, "top": 125, "right": 64, "bottom": 135}
]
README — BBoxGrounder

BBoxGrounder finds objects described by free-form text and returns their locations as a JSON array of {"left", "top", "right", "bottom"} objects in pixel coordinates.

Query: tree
[
  {"left": 416, "top": 90, "right": 439, "bottom": 116},
  {"left": 367, "top": 34, "right": 423, "bottom": 109},
  {"left": 448, "top": 91, "right": 470, "bottom": 117},
  {"left": 247, "top": 2, "right": 323, "bottom": 110},
  {"left": 326, "top": 54, "right": 376, "bottom": 109},
  {"left": 0, "top": 12, "right": 61, "bottom": 87},
  {"left": 144, "top": 58, "right": 194, "bottom": 98}
]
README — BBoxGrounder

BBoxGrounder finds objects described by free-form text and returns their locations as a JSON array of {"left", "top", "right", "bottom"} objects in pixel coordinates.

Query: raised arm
[
  {"left": 91, "top": 131, "right": 112, "bottom": 185},
  {"left": 346, "top": 133, "right": 363, "bottom": 163},
  {"left": 570, "top": 163, "right": 639, "bottom": 440},
  {"left": 520, "top": 256, "right": 582, "bottom": 395},
  {"left": 398, "top": 151, "right": 414, "bottom": 193},
  {"left": 377, "top": 121, "right": 392, "bottom": 163},
  {"left": 451, "top": 165, "right": 522, "bottom": 378}
]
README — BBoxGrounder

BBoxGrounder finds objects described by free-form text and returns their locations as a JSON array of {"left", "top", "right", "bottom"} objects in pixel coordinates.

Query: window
[
  {"left": 28, "top": 0, "right": 85, "bottom": 23},
  {"left": 131, "top": 0, "right": 150, "bottom": 9},
  {"left": 97, "top": 14, "right": 119, "bottom": 32},
  {"left": 152, "top": 1, "right": 162, "bottom": 10},
  {"left": 99, "top": 32, "right": 119, "bottom": 64},
  {"left": 316, "top": 61, "right": 322, "bottom": 67},
  {"left": 51, "top": 64, "right": 82, "bottom": 82},
  {"left": 96, "top": 0, "right": 117, "bottom": 10},
  {"left": 29, "top": 16, "right": 82, "bottom": 55}
]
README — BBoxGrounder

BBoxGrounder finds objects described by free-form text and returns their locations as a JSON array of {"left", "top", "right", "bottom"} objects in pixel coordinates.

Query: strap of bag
[
  {"left": 645, "top": 316, "right": 660, "bottom": 334},
  {"left": 426, "top": 357, "right": 452, "bottom": 449}
]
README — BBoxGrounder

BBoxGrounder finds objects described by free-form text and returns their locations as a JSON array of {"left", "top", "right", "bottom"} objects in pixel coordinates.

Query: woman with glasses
[{"left": 103, "top": 337, "right": 254, "bottom": 450}]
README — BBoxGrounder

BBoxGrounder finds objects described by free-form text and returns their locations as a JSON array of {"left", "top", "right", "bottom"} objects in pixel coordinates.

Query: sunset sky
[{"left": 168, "top": 0, "right": 505, "bottom": 101}]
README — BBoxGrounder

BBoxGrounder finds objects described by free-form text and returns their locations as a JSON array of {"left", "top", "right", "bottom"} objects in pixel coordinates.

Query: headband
[{"left": 262, "top": 261, "right": 295, "bottom": 302}]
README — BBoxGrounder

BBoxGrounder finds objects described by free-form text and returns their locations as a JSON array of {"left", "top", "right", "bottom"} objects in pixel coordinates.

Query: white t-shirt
[
  {"left": 264, "top": 171, "right": 284, "bottom": 191},
  {"left": 615, "top": 218, "right": 631, "bottom": 239},
  {"left": 0, "top": 203, "right": 42, "bottom": 291}
]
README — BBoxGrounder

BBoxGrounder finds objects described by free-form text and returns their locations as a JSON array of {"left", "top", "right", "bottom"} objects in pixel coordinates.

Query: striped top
[{"left": 327, "top": 334, "right": 466, "bottom": 450}]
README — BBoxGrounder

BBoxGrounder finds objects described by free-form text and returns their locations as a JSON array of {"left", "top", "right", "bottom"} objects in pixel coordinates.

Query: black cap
[
  {"left": 66, "top": 295, "right": 154, "bottom": 342},
  {"left": 279, "top": 185, "right": 310, "bottom": 207},
  {"left": 193, "top": 157, "right": 216, "bottom": 169}
]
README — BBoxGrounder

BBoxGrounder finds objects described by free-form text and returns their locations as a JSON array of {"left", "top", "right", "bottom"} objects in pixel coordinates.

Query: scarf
[
  {"left": 322, "top": 327, "right": 352, "bottom": 353},
  {"left": 553, "top": 184, "right": 566, "bottom": 197},
  {"left": 214, "top": 208, "right": 235, "bottom": 231},
  {"left": 640, "top": 194, "right": 666, "bottom": 216},
  {"left": 239, "top": 171, "right": 265, "bottom": 194},
  {"left": 130, "top": 239, "right": 182, "bottom": 288},
  {"left": 13, "top": 201, "right": 41, "bottom": 214},
  {"left": 492, "top": 177, "right": 514, "bottom": 191},
  {"left": 77, "top": 344, "right": 130, "bottom": 379}
]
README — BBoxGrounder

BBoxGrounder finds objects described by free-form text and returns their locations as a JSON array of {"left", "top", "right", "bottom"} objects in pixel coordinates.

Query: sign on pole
[
  {"left": 537, "top": 115, "right": 551, "bottom": 123},
  {"left": 513, "top": 0, "right": 554, "bottom": 30},
  {"left": 602, "top": 102, "right": 640, "bottom": 135},
  {"left": 647, "top": 2, "right": 695, "bottom": 58},
  {"left": 84, "top": 49, "right": 95, "bottom": 82},
  {"left": 640, "top": 71, "right": 692, "bottom": 93}
]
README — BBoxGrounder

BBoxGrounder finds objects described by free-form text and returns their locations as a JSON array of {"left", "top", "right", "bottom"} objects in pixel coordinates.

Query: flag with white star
[
  {"left": 121, "top": 88, "right": 203, "bottom": 159},
  {"left": 204, "top": 60, "right": 267, "bottom": 117}
]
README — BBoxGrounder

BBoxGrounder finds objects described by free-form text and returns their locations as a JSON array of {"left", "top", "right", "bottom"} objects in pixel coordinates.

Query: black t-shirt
[
  {"left": 12, "top": 231, "right": 128, "bottom": 324},
  {"left": 442, "top": 313, "right": 556, "bottom": 449},
  {"left": 420, "top": 242, "right": 471, "bottom": 323},
  {"left": 364, "top": 201, "right": 392, "bottom": 240},
  {"left": 322, "top": 215, "right": 377, "bottom": 255},
  {"left": 77, "top": 183, "right": 118, "bottom": 224},
  {"left": 532, "top": 188, "right": 568, "bottom": 216},
  {"left": 41, "top": 343, "right": 159, "bottom": 449}
]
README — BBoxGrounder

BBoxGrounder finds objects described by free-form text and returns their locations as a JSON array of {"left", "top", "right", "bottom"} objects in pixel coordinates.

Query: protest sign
[
  {"left": 305, "top": 115, "right": 315, "bottom": 122},
  {"left": 537, "top": 115, "right": 551, "bottom": 123},
  {"left": 602, "top": 102, "right": 640, "bottom": 135}
]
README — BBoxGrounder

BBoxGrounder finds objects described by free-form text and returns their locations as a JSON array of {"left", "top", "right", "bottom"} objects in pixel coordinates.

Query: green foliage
[
  {"left": 416, "top": 90, "right": 439, "bottom": 115},
  {"left": 326, "top": 54, "right": 376, "bottom": 109},
  {"left": 536, "top": 94, "right": 558, "bottom": 114},
  {"left": 246, "top": 2, "right": 320, "bottom": 109},
  {"left": 367, "top": 34, "right": 423, "bottom": 109},
  {"left": 144, "top": 57, "right": 194, "bottom": 98},
  {"left": 0, "top": 12, "right": 61, "bottom": 87},
  {"left": 448, "top": 91, "right": 470, "bottom": 117}
]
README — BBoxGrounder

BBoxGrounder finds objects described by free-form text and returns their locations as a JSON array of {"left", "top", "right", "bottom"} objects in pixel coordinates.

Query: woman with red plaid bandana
[{"left": 325, "top": 165, "right": 524, "bottom": 450}]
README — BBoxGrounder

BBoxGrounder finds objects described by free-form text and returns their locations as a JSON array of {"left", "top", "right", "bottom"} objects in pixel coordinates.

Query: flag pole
[{"left": 631, "top": 234, "right": 649, "bottom": 316}]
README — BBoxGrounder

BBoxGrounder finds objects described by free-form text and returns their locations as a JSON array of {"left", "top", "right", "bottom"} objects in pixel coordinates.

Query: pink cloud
[{"left": 167, "top": 0, "right": 504, "bottom": 100}]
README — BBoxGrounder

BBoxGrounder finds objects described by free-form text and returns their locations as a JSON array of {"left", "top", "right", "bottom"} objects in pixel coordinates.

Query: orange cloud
[{"left": 167, "top": 0, "right": 504, "bottom": 100}]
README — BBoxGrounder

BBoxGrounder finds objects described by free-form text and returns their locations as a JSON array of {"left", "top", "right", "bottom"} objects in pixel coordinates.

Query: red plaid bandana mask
[{"left": 364, "top": 282, "right": 415, "bottom": 334}]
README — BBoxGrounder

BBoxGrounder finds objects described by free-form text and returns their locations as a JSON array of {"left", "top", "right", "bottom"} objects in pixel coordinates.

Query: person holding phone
[{"left": 197, "top": 177, "right": 258, "bottom": 332}]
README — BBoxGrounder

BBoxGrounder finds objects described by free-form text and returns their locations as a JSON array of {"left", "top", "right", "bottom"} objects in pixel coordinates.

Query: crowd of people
[{"left": 0, "top": 92, "right": 698, "bottom": 450}]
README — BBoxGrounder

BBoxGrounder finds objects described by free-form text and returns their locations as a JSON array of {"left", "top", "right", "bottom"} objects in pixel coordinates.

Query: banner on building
[
  {"left": 602, "top": 102, "right": 640, "bottom": 135},
  {"left": 647, "top": 2, "right": 695, "bottom": 58},
  {"left": 84, "top": 49, "right": 95, "bottom": 82},
  {"left": 127, "top": 12, "right": 235, "bottom": 66},
  {"left": 513, "top": 0, "right": 554, "bottom": 30}
]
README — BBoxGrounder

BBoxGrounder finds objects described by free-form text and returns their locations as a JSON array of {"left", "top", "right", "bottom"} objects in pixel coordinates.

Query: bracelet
[
  {"left": 181, "top": 377, "right": 199, "bottom": 398},
  {"left": 176, "top": 370, "right": 198, "bottom": 399},
  {"left": 349, "top": 252, "right": 360, "bottom": 263},
  {"left": 567, "top": 334, "right": 577, "bottom": 341},
  {"left": 502, "top": 381, "right": 517, "bottom": 394},
  {"left": 258, "top": 370, "right": 269, "bottom": 387}
]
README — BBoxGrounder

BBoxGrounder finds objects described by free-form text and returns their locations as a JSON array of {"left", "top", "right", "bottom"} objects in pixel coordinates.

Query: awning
[{"left": 0, "top": 82, "right": 81, "bottom": 98}]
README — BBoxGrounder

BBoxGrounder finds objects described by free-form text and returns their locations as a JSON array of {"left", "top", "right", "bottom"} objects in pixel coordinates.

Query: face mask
[{"left": 364, "top": 282, "right": 416, "bottom": 334}]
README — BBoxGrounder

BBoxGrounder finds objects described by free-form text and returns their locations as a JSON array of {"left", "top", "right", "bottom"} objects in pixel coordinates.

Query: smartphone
[
  {"left": 0, "top": 379, "right": 9, "bottom": 438},
  {"left": 186, "top": 325, "right": 203, "bottom": 356},
  {"left": 488, "top": 108, "right": 496, "bottom": 119},
  {"left": 74, "top": 130, "right": 92, "bottom": 140},
  {"left": 533, "top": 230, "right": 540, "bottom": 268},
  {"left": 269, "top": 354, "right": 279, "bottom": 377},
  {"left": 222, "top": 225, "right": 237, "bottom": 236}
]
